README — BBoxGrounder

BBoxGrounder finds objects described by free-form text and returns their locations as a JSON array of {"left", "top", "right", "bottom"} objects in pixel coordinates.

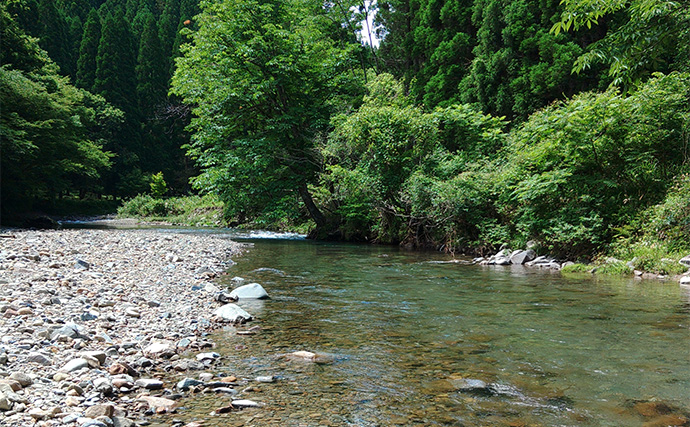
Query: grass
[{"left": 117, "top": 194, "right": 225, "bottom": 227}]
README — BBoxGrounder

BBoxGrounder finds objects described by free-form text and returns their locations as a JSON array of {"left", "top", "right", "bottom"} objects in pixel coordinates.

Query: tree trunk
[{"left": 298, "top": 182, "right": 326, "bottom": 228}]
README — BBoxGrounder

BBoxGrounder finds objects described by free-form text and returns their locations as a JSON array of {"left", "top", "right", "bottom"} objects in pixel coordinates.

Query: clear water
[{"left": 156, "top": 237, "right": 690, "bottom": 426}]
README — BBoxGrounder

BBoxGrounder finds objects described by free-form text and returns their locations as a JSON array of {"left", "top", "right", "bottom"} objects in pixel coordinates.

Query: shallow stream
[{"left": 147, "top": 232, "right": 690, "bottom": 426}]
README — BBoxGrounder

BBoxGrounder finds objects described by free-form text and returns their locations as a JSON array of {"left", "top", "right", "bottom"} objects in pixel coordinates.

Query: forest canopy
[{"left": 3, "top": 0, "right": 690, "bottom": 264}]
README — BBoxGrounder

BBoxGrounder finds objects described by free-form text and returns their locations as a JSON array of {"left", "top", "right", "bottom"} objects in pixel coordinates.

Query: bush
[
  {"left": 117, "top": 194, "right": 224, "bottom": 226},
  {"left": 149, "top": 172, "right": 168, "bottom": 198},
  {"left": 496, "top": 72, "right": 690, "bottom": 258}
]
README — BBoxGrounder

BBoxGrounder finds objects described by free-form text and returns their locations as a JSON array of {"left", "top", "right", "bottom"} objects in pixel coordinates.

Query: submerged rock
[
  {"left": 213, "top": 304, "right": 252, "bottom": 323},
  {"left": 281, "top": 350, "right": 335, "bottom": 364},
  {"left": 139, "top": 395, "right": 177, "bottom": 412}
]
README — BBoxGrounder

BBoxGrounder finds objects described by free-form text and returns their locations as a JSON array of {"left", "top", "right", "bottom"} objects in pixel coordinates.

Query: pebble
[
  {"left": 231, "top": 399, "right": 263, "bottom": 408},
  {"left": 8, "top": 372, "right": 32, "bottom": 387},
  {"left": 26, "top": 352, "right": 52, "bottom": 365},
  {"left": 60, "top": 358, "right": 90, "bottom": 373},
  {"left": 0, "top": 228, "right": 241, "bottom": 427},
  {"left": 195, "top": 352, "right": 220, "bottom": 362},
  {"left": 134, "top": 379, "right": 164, "bottom": 390},
  {"left": 84, "top": 404, "right": 114, "bottom": 418}
]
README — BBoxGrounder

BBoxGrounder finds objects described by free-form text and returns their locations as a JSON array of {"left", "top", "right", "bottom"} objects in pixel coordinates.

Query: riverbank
[{"left": 0, "top": 228, "right": 249, "bottom": 426}]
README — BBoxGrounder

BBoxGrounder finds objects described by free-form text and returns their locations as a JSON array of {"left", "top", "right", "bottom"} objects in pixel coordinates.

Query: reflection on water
[{"left": 160, "top": 239, "right": 690, "bottom": 426}]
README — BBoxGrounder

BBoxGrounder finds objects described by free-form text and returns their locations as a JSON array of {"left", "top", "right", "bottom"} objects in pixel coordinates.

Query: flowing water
[{"left": 140, "top": 232, "right": 690, "bottom": 426}]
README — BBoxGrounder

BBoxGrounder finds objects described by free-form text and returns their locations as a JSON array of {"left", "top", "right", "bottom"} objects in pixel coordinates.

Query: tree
[
  {"left": 36, "top": 0, "right": 74, "bottom": 76},
  {"left": 76, "top": 9, "right": 101, "bottom": 90},
  {"left": 456, "top": 0, "right": 601, "bottom": 120},
  {"left": 94, "top": 10, "right": 146, "bottom": 196},
  {"left": 158, "top": 0, "right": 181, "bottom": 78},
  {"left": 172, "top": 0, "right": 363, "bottom": 229},
  {"left": 136, "top": 9, "right": 167, "bottom": 114},
  {"left": 1, "top": 4, "right": 117, "bottom": 216},
  {"left": 552, "top": 0, "right": 690, "bottom": 86}
]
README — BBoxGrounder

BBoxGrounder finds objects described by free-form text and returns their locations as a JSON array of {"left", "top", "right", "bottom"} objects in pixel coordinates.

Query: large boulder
[
  {"left": 229, "top": 283, "right": 269, "bottom": 299},
  {"left": 510, "top": 249, "right": 536, "bottom": 265},
  {"left": 213, "top": 304, "right": 253, "bottom": 323}
]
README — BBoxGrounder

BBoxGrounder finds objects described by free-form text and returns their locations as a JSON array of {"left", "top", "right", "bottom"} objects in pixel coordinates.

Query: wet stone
[{"left": 134, "top": 379, "right": 164, "bottom": 390}]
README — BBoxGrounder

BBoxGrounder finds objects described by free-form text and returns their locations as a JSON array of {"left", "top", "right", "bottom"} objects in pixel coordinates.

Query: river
[{"left": 66, "top": 224, "right": 687, "bottom": 427}]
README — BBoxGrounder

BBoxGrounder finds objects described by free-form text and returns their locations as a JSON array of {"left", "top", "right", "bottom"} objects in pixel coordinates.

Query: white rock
[
  {"left": 213, "top": 304, "right": 252, "bottom": 323},
  {"left": 231, "top": 399, "right": 263, "bottom": 408},
  {"left": 229, "top": 283, "right": 269, "bottom": 299},
  {"left": 196, "top": 352, "right": 220, "bottom": 362},
  {"left": 79, "top": 351, "right": 106, "bottom": 365},
  {"left": 60, "top": 358, "right": 90, "bottom": 373},
  {"left": 143, "top": 342, "right": 173, "bottom": 357},
  {"left": 680, "top": 275, "right": 690, "bottom": 285},
  {"left": 204, "top": 283, "right": 221, "bottom": 293}
]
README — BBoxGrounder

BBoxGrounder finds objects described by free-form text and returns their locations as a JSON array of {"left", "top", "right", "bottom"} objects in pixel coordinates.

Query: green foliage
[
  {"left": 612, "top": 242, "right": 688, "bottom": 275},
  {"left": 642, "top": 175, "right": 690, "bottom": 252},
  {"left": 149, "top": 172, "right": 168, "bottom": 197},
  {"left": 320, "top": 73, "right": 507, "bottom": 247},
  {"left": 172, "top": 0, "right": 364, "bottom": 228},
  {"left": 497, "top": 72, "right": 690, "bottom": 257},
  {"left": 117, "top": 193, "right": 224, "bottom": 226},
  {"left": 560, "top": 263, "right": 590, "bottom": 273},
  {"left": 136, "top": 8, "right": 167, "bottom": 114},
  {"left": 76, "top": 9, "right": 101, "bottom": 90},
  {"left": 553, "top": 0, "right": 690, "bottom": 87},
  {"left": 0, "top": 3, "right": 117, "bottom": 218},
  {"left": 377, "top": 0, "right": 604, "bottom": 120}
]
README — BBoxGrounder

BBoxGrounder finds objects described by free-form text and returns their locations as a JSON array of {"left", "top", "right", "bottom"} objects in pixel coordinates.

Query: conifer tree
[
  {"left": 136, "top": 9, "right": 167, "bottom": 115},
  {"left": 76, "top": 9, "right": 101, "bottom": 91},
  {"left": 36, "top": 0, "right": 74, "bottom": 76},
  {"left": 94, "top": 11, "right": 140, "bottom": 119},
  {"left": 158, "top": 0, "right": 181, "bottom": 77},
  {"left": 94, "top": 10, "right": 145, "bottom": 196}
]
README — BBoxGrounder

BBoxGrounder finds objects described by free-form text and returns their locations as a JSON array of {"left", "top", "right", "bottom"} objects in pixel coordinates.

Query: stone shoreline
[{"left": 0, "top": 228, "right": 248, "bottom": 427}]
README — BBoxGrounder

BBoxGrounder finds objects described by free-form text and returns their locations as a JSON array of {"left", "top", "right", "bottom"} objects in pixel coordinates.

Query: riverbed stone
[
  {"left": 0, "top": 393, "right": 11, "bottom": 410},
  {"left": 177, "top": 378, "right": 204, "bottom": 391},
  {"left": 112, "top": 416, "right": 135, "bottom": 427},
  {"left": 93, "top": 378, "right": 113, "bottom": 395},
  {"left": 134, "top": 379, "right": 164, "bottom": 390},
  {"left": 231, "top": 399, "right": 263, "bottom": 408},
  {"left": 212, "top": 304, "right": 252, "bottom": 323},
  {"left": 60, "top": 358, "right": 90, "bottom": 372},
  {"left": 51, "top": 323, "right": 86, "bottom": 341},
  {"left": 84, "top": 404, "right": 114, "bottom": 418},
  {"left": 80, "top": 350, "right": 107, "bottom": 365},
  {"left": 229, "top": 283, "right": 269, "bottom": 299},
  {"left": 138, "top": 396, "right": 176, "bottom": 412},
  {"left": 0, "top": 379, "right": 22, "bottom": 391},
  {"left": 26, "top": 351, "right": 52, "bottom": 365},
  {"left": 196, "top": 352, "right": 220, "bottom": 362},
  {"left": 0, "top": 228, "right": 243, "bottom": 426},
  {"left": 679, "top": 275, "right": 690, "bottom": 285},
  {"left": 143, "top": 342, "right": 174, "bottom": 358},
  {"left": 8, "top": 372, "right": 33, "bottom": 387},
  {"left": 510, "top": 249, "right": 536, "bottom": 265}
]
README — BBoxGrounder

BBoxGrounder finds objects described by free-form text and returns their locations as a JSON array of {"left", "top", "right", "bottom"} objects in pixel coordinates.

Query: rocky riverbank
[{"left": 0, "top": 228, "right": 257, "bottom": 427}]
